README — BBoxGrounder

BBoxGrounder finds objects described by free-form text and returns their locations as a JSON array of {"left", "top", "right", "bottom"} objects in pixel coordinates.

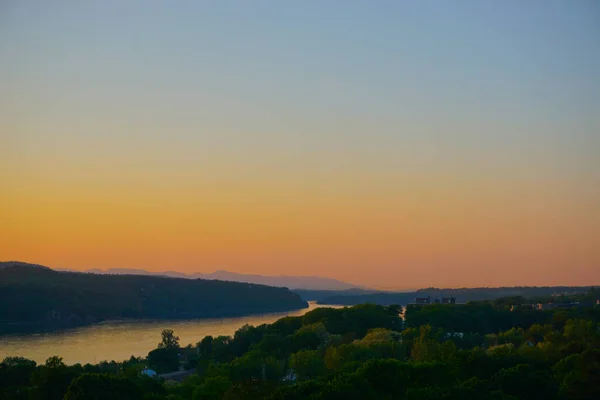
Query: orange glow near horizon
[
  {"left": 2, "top": 2, "right": 599, "bottom": 290},
  {"left": 2, "top": 165, "right": 598, "bottom": 289}
]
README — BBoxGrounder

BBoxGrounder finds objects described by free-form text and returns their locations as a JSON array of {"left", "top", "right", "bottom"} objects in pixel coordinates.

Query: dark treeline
[
  {"left": 316, "top": 286, "right": 596, "bottom": 305},
  {"left": 292, "top": 288, "right": 380, "bottom": 302},
  {"left": 0, "top": 263, "right": 307, "bottom": 334},
  {"left": 2, "top": 290, "right": 599, "bottom": 399}
]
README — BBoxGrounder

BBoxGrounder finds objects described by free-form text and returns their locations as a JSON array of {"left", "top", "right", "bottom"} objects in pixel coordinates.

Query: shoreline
[
  {"left": 0, "top": 302, "right": 343, "bottom": 365},
  {"left": 0, "top": 301, "right": 310, "bottom": 336}
]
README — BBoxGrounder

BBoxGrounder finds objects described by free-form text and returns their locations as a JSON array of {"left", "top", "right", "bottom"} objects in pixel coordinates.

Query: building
[
  {"left": 510, "top": 304, "right": 535, "bottom": 311},
  {"left": 282, "top": 370, "right": 298, "bottom": 382},
  {"left": 536, "top": 302, "right": 585, "bottom": 311},
  {"left": 537, "top": 303, "right": 557, "bottom": 311},
  {"left": 442, "top": 297, "right": 456, "bottom": 304},
  {"left": 415, "top": 296, "right": 431, "bottom": 305},
  {"left": 445, "top": 332, "right": 464, "bottom": 339}
]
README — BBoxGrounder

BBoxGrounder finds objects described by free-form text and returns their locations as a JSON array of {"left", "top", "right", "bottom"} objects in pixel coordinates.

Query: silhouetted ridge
[
  {"left": 317, "top": 286, "right": 596, "bottom": 305},
  {"left": 0, "top": 261, "right": 51, "bottom": 270},
  {"left": 0, "top": 262, "right": 308, "bottom": 334}
]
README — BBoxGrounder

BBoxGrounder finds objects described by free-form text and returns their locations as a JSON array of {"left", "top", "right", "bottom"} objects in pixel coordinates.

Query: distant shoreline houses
[
  {"left": 413, "top": 296, "right": 456, "bottom": 305},
  {"left": 410, "top": 297, "right": 598, "bottom": 310},
  {"left": 510, "top": 301, "right": 593, "bottom": 312}
]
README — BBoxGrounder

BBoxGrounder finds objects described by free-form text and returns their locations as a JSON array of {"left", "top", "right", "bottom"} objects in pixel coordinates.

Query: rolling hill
[{"left": 0, "top": 262, "right": 308, "bottom": 334}]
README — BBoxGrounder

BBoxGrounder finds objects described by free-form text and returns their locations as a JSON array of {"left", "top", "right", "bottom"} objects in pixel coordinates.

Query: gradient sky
[{"left": 1, "top": 1, "right": 599, "bottom": 289}]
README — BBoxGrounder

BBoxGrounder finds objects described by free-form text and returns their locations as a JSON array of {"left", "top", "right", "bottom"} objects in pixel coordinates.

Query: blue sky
[{"left": 2, "top": 1, "right": 598, "bottom": 165}]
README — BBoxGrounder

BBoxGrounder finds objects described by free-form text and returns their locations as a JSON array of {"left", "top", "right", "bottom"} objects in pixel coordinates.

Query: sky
[{"left": 1, "top": 1, "right": 599, "bottom": 290}]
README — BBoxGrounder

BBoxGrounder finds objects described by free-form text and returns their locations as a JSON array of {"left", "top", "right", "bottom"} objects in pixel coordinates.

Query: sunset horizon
[
  {"left": 3, "top": 258, "right": 599, "bottom": 292},
  {"left": 2, "top": 1, "right": 598, "bottom": 290},
  {"left": 2, "top": 3, "right": 600, "bottom": 397}
]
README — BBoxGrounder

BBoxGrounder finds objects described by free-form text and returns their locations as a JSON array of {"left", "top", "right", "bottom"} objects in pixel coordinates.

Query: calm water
[{"left": 0, "top": 302, "right": 342, "bottom": 365}]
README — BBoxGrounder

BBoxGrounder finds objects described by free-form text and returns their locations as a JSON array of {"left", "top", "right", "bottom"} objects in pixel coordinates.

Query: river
[{"left": 0, "top": 302, "right": 343, "bottom": 365}]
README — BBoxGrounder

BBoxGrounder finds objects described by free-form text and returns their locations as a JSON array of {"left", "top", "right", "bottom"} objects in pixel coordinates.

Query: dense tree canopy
[
  {"left": 1, "top": 290, "right": 598, "bottom": 399},
  {"left": 64, "top": 373, "right": 142, "bottom": 400}
]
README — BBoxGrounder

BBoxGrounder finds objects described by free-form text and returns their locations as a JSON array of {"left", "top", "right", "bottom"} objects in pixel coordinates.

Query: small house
[
  {"left": 282, "top": 370, "right": 298, "bottom": 382},
  {"left": 141, "top": 368, "right": 157, "bottom": 378},
  {"left": 537, "top": 302, "right": 584, "bottom": 311},
  {"left": 510, "top": 304, "right": 535, "bottom": 311}
]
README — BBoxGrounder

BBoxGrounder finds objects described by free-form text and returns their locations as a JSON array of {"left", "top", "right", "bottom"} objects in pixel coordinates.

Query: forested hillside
[{"left": 0, "top": 263, "right": 308, "bottom": 333}]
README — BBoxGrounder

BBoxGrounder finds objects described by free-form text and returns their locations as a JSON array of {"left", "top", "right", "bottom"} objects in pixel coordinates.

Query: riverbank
[
  {"left": 0, "top": 302, "right": 343, "bottom": 364},
  {"left": 0, "top": 263, "right": 309, "bottom": 335},
  {"left": 0, "top": 301, "right": 309, "bottom": 336}
]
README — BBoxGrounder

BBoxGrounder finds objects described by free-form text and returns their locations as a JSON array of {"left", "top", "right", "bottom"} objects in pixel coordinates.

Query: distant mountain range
[{"left": 52, "top": 266, "right": 362, "bottom": 291}]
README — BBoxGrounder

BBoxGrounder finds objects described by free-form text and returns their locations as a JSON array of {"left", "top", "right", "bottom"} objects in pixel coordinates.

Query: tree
[
  {"left": 497, "top": 328, "right": 524, "bottom": 347},
  {"left": 256, "top": 333, "right": 292, "bottom": 359},
  {"left": 358, "top": 328, "right": 401, "bottom": 344},
  {"left": 0, "top": 356, "right": 36, "bottom": 387},
  {"left": 554, "top": 349, "right": 600, "bottom": 400},
  {"left": 0, "top": 357, "right": 37, "bottom": 400},
  {"left": 357, "top": 359, "right": 410, "bottom": 397},
  {"left": 524, "top": 324, "right": 553, "bottom": 344},
  {"left": 29, "top": 356, "right": 78, "bottom": 400},
  {"left": 291, "top": 323, "right": 328, "bottom": 352},
  {"left": 192, "top": 376, "right": 232, "bottom": 400},
  {"left": 411, "top": 325, "right": 457, "bottom": 364},
  {"left": 212, "top": 336, "right": 234, "bottom": 362},
  {"left": 158, "top": 329, "right": 180, "bottom": 349},
  {"left": 493, "top": 364, "right": 558, "bottom": 400},
  {"left": 229, "top": 352, "right": 263, "bottom": 383},
  {"left": 552, "top": 311, "right": 570, "bottom": 330},
  {"left": 231, "top": 324, "right": 267, "bottom": 357},
  {"left": 45, "top": 356, "right": 65, "bottom": 369},
  {"left": 148, "top": 348, "right": 179, "bottom": 374},
  {"left": 289, "top": 350, "right": 326, "bottom": 380},
  {"left": 386, "top": 304, "right": 403, "bottom": 316},
  {"left": 563, "top": 319, "right": 597, "bottom": 343},
  {"left": 197, "top": 336, "right": 213, "bottom": 358},
  {"left": 64, "top": 373, "right": 141, "bottom": 400}
]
